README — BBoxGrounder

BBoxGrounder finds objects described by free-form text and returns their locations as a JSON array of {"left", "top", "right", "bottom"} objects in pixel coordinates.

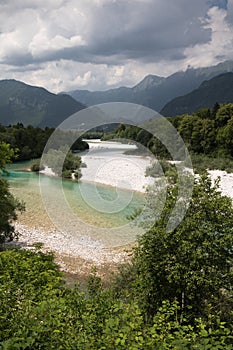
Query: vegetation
[
  {"left": 161, "top": 72, "right": 233, "bottom": 116},
  {"left": 115, "top": 173, "right": 233, "bottom": 323},
  {"left": 102, "top": 103, "right": 233, "bottom": 173},
  {"left": 1, "top": 106, "right": 233, "bottom": 348},
  {"left": 0, "top": 247, "right": 232, "bottom": 349},
  {"left": 0, "top": 142, "right": 24, "bottom": 244},
  {"left": 30, "top": 159, "right": 45, "bottom": 172},
  {"left": 38, "top": 146, "right": 82, "bottom": 179},
  {"left": 0, "top": 123, "right": 88, "bottom": 161},
  {"left": 0, "top": 79, "right": 85, "bottom": 127}
]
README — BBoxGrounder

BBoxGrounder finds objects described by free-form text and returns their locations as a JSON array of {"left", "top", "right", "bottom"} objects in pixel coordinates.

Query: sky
[{"left": 0, "top": 0, "right": 233, "bottom": 93}]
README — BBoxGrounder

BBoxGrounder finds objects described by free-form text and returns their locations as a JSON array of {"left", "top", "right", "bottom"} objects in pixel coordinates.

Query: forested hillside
[
  {"left": 161, "top": 73, "right": 233, "bottom": 116},
  {"left": 0, "top": 80, "right": 85, "bottom": 127}
]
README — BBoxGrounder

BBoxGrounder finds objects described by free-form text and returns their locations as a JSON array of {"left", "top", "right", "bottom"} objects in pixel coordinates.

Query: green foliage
[
  {"left": 172, "top": 103, "right": 233, "bottom": 172},
  {"left": 0, "top": 248, "right": 232, "bottom": 349},
  {"left": 42, "top": 146, "right": 82, "bottom": 179},
  {"left": 30, "top": 159, "right": 45, "bottom": 172},
  {"left": 190, "top": 153, "right": 233, "bottom": 173},
  {"left": 101, "top": 103, "right": 233, "bottom": 172},
  {"left": 146, "top": 160, "right": 178, "bottom": 184},
  {"left": 102, "top": 124, "right": 170, "bottom": 159},
  {"left": 0, "top": 142, "right": 16, "bottom": 170},
  {"left": 175, "top": 103, "right": 233, "bottom": 158},
  {"left": 0, "top": 142, "right": 24, "bottom": 244},
  {"left": 0, "top": 123, "right": 89, "bottom": 161},
  {"left": 117, "top": 173, "right": 233, "bottom": 324},
  {"left": 2, "top": 105, "right": 233, "bottom": 348},
  {"left": 0, "top": 179, "right": 24, "bottom": 244},
  {"left": 0, "top": 124, "right": 53, "bottom": 161}
]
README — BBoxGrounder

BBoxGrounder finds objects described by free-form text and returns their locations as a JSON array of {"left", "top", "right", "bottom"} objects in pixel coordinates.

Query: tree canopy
[
  {"left": 101, "top": 103, "right": 233, "bottom": 172},
  {"left": 0, "top": 123, "right": 88, "bottom": 161},
  {"left": 0, "top": 248, "right": 232, "bottom": 349},
  {"left": 0, "top": 142, "right": 24, "bottom": 244},
  {"left": 116, "top": 173, "right": 233, "bottom": 325}
]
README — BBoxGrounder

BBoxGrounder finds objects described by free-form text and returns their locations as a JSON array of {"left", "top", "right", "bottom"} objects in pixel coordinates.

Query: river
[{"left": 7, "top": 140, "right": 154, "bottom": 248}]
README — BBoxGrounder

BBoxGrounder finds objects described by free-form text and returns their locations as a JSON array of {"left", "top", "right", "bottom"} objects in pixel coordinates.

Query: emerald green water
[{"left": 6, "top": 161, "right": 146, "bottom": 247}]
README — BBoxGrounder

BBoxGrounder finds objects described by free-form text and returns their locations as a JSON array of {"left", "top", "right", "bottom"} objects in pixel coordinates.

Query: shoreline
[
  {"left": 37, "top": 140, "right": 155, "bottom": 193},
  {"left": 7, "top": 141, "right": 233, "bottom": 275},
  {"left": 12, "top": 223, "right": 131, "bottom": 275}
]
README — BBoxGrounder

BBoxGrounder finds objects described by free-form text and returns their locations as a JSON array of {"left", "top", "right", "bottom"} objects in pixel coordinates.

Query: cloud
[
  {"left": 0, "top": 0, "right": 211, "bottom": 66},
  {"left": 184, "top": 5, "right": 233, "bottom": 68},
  {"left": 85, "top": 0, "right": 211, "bottom": 63},
  {"left": 226, "top": 0, "right": 233, "bottom": 22},
  {"left": 0, "top": 0, "right": 232, "bottom": 91}
]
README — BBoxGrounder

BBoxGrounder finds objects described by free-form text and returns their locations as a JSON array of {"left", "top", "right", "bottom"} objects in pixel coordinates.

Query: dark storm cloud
[
  {"left": 208, "top": 0, "right": 228, "bottom": 9},
  {"left": 0, "top": 0, "right": 214, "bottom": 67},
  {"left": 85, "top": 0, "right": 211, "bottom": 63},
  {"left": 226, "top": 0, "right": 233, "bottom": 23}
]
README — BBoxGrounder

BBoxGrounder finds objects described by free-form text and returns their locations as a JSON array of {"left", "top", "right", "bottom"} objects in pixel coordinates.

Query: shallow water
[{"left": 7, "top": 150, "right": 148, "bottom": 247}]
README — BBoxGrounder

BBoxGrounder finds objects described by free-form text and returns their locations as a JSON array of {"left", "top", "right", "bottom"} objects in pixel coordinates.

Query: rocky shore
[{"left": 13, "top": 223, "right": 130, "bottom": 274}]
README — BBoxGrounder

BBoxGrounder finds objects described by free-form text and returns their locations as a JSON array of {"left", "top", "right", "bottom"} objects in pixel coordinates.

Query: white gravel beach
[
  {"left": 80, "top": 140, "right": 155, "bottom": 192},
  {"left": 13, "top": 223, "right": 129, "bottom": 270}
]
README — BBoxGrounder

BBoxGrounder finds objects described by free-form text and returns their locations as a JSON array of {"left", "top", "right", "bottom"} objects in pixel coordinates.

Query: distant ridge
[
  {"left": 160, "top": 72, "right": 233, "bottom": 116},
  {"left": 0, "top": 79, "right": 85, "bottom": 127},
  {"left": 1, "top": 60, "right": 233, "bottom": 128},
  {"left": 67, "top": 60, "right": 233, "bottom": 112}
]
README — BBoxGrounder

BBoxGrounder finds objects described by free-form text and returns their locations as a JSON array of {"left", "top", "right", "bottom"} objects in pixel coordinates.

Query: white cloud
[{"left": 184, "top": 6, "right": 233, "bottom": 67}]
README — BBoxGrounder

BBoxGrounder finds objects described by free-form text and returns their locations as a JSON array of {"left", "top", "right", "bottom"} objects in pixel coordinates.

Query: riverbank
[
  {"left": 11, "top": 223, "right": 132, "bottom": 279},
  {"left": 38, "top": 140, "right": 155, "bottom": 193},
  {"left": 9, "top": 141, "right": 233, "bottom": 278}
]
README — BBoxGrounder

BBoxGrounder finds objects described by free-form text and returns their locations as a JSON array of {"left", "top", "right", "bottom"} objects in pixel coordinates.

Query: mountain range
[
  {"left": 0, "top": 80, "right": 85, "bottom": 127},
  {"left": 67, "top": 60, "right": 233, "bottom": 112},
  {"left": 0, "top": 60, "right": 233, "bottom": 128},
  {"left": 161, "top": 72, "right": 233, "bottom": 116}
]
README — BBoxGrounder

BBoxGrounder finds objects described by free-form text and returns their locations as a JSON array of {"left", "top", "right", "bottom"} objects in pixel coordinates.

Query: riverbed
[{"left": 6, "top": 140, "right": 155, "bottom": 272}]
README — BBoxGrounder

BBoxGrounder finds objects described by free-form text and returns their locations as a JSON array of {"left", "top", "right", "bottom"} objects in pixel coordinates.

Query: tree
[
  {"left": 212, "top": 102, "right": 220, "bottom": 118},
  {"left": 42, "top": 146, "right": 82, "bottom": 179},
  {"left": 0, "top": 142, "right": 24, "bottom": 244},
  {"left": 125, "top": 173, "right": 233, "bottom": 323},
  {"left": 217, "top": 116, "right": 233, "bottom": 157},
  {"left": 1, "top": 248, "right": 232, "bottom": 348},
  {"left": 215, "top": 103, "right": 233, "bottom": 128},
  {"left": 0, "top": 142, "right": 15, "bottom": 169}
]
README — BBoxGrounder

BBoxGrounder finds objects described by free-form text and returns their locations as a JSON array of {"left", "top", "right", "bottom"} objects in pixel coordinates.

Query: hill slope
[
  {"left": 0, "top": 80, "right": 85, "bottom": 127},
  {"left": 161, "top": 73, "right": 233, "bottom": 116},
  {"left": 67, "top": 60, "right": 233, "bottom": 111}
]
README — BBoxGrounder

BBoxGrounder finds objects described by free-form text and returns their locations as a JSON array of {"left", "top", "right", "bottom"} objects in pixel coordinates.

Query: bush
[{"left": 30, "top": 159, "right": 45, "bottom": 172}]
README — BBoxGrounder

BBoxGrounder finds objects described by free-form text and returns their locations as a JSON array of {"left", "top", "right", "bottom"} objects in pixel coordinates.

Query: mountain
[
  {"left": 67, "top": 60, "right": 233, "bottom": 111},
  {"left": 0, "top": 80, "right": 85, "bottom": 127},
  {"left": 68, "top": 75, "right": 165, "bottom": 107},
  {"left": 160, "top": 72, "right": 233, "bottom": 116},
  {"left": 132, "top": 74, "right": 165, "bottom": 92}
]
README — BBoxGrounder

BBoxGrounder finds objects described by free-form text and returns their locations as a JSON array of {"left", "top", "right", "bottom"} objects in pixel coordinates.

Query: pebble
[{"left": 14, "top": 223, "right": 129, "bottom": 266}]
